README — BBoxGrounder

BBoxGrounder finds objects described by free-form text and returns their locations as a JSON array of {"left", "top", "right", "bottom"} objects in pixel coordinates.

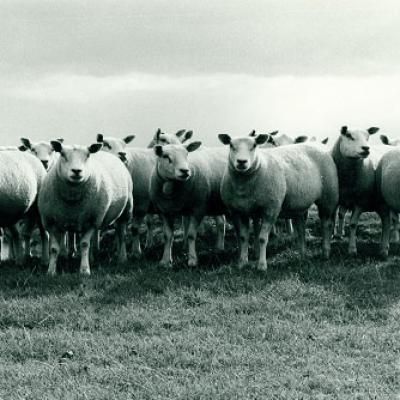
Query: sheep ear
[
  {"left": 368, "top": 127, "right": 379, "bottom": 135},
  {"left": 96, "top": 134, "right": 104, "bottom": 143},
  {"left": 255, "top": 134, "right": 269, "bottom": 145},
  {"left": 154, "top": 145, "right": 163, "bottom": 157},
  {"left": 18, "top": 145, "right": 28, "bottom": 152},
  {"left": 218, "top": 134, "right": 231, "bottom": 145},
  {"left": 56, "top": 138, "right": 64, "bottom": 143},
  {"left": 321, "top": 137, "right": 329, "bottom": 145},
  {"left": 340, "top": 126, "right": 348, "bottom": 136},
  {"left": 88, "top": 143, "right": 103, "bottom": 154},
  {"left": 249, "top": 130, "right": 256, "bottom": 137},
  {"left": 294, "top": 135, "right": 308, "bottom": 143},
  {"left": 51, "top": 141, "right": 63, "bottom": 153},
  {"left": 175, "top": 129, "right": 186, "bottom": 138},
  {"left": 181, "top": 130, "right": 193, "bottom": 143},
  {"left": 267, "top": 135, "right": 276, "bottom": 145},
  {"left": 380, "top": 135, "right": 390, "bottom": 145},
  {"left": 20, "top": 138, "right": 32, "bottom": 149},
  {"left": 269, "top": 130, "right": 279, "bottom": 136},
  {"left": 123, "top": 135, "right": 135, "bottom": 144},
  {"left": 186, "top": 141, "right": 202, "bottom": 152},
  {"left": 155, "top": 128, "right": 162, "bottom": 140}
]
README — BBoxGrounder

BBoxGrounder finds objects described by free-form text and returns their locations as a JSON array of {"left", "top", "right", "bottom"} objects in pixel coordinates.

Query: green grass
[{"left": 0, "top": 211, "right": 399, "bottom": 399}]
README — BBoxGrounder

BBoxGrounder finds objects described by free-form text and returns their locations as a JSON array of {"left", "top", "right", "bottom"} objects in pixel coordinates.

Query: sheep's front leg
[
  {"left": 48, "top": 229, "right": 62, "bottom": 275},
  {"left": 79, "top": 228, "right": 96, "bottom": 275},
  {"left": 238, "top": 215, "right": 250, "bottom": 268},
  {"left": 115, "top": 221, "right": 128, "bottom": 264},
  {"left": 348, "top": 206, "right": 362, "bottom": 255},
  {"left": 390, "top": 211, "right": 400, "bottom": 243},
  {"left": 257, "top": 216, "right": 274, "bottom": 271},
  {"left": 334, "top": 205, "right": 347, "bottom": 239},
  {"left": 160, "top": 215, "right": 174, "bottom": 268},
  {"left": 187, "top": 215, "right": 202, "bottom": 267},
  {"left": 8, "top": 225, "right": 23, "bottom": 265},
  {"left": 215, "top": 215, "right": 226, "bottom": 251},
  {"left": 182, "top": 216, "right": 190, "bottom": 248},
  {"left": 253, "top": 217, "right": 261, "bottom": 259},
  {"left": 21, "top": 219, "right": 35, "bottom": 261}
]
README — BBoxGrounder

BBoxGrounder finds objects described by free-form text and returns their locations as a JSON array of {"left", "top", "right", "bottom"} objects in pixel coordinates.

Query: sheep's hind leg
[
  {"left": 131, "top": 214, "right": 145, "bottom": 259},
  {"left": 115, "top": 221, "right": 128, "bottom": 264},
  {"left": 215, "top": 215, "right": 226, "bottom": 251},
  {"left": 380, "top": 209, "right": 391, "bottom": 259},
  {"left": 160, "top": 215, "right": 174, "bottom": 268},
  {"left": 238, "top": 215, "right": 250, "bottom": 269},
  {"left": 144, "top": 214, "right": 154, "bottom": 249},
  {"left": 48, "top": 229, "right": 62, "bottom": 275},
  {"left": 293, "top": 213, "right": 306, "bottom": 257}
]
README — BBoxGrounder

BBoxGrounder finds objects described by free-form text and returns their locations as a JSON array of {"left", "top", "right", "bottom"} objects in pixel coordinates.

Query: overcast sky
[{"left": 0, "top": 0, "right": 399, "bottom": 146}]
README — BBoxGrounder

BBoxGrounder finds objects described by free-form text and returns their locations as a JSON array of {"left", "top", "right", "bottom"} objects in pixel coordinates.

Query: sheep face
[
  {"left": 20, "top": 138, "right": 63, "bottom": 170},
  {"left": 96, "top": 134, "right": 135, "bottom": 156},
  {"left": 51, "top": 142, "right": 103, "bottom": 184},
  {"left": 154, "top": 142, "right": 202, "bottom": 181},
  {"left": 339, "top": 126, "right": 379, "bottom": 159},
  {"left": 147, "top": 129, "right": 191, "bottom": 148},
  {"left": 218, "top": 134, "right": 269, "bottom": 172}
]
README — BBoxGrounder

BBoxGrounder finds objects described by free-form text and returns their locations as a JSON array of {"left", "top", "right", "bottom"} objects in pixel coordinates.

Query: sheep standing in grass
[
  {"left": 218, "top": 133, "right": 338, "bottom": 270},
  {"left": 96, "top": 129, "right": 197, "bottom": 257},
  {"left": 149, "top": 142, "right": 227, "bottom": 267},
  {"left": 39, "top": 142, "right": 133, "bottom": 275},
  {"left": 0, "top": 151, "right": 48, "bottom": 264},
  {"left": 330, "top": 126, "right": 390, "bottom": 255}
]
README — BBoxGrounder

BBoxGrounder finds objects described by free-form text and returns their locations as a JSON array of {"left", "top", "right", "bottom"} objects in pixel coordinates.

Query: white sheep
[
  {"left": 20, "top": 138, "right": 64, "bottom": 170},
  {"left": 330, "top": 126, "right": 391, "bottom": 255},
  {"left": 218, "top": 133, "right": 338, "bottom": 270},
  {"left": 0, "top": 151, "right": 48, "bottom": 264},
  {"left": 97, "top": 129, "right": 197, "bottom": 257},
  {"left": 38, "top": 142, "right": 133, "bottom": 275},
  {"left": 149, "top": 142, "right": 227, "bottom": 267}
]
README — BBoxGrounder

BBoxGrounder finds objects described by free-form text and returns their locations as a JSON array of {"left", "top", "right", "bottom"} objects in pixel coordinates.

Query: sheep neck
[{"left": 55, "top": 172, "right": 92, "bottom": 205}]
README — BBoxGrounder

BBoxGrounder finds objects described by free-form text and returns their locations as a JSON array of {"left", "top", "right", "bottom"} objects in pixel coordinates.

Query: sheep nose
[
  {"left": 179, "top": 168, "right": 189, "bottom": 176},
  {"left": 71, "top": 169, "right": 82, "bottom": 176},
  {"left": 42, "top": 160, "right": 48, "bottom": 169},
  {"left": 362, "top": 146, "right": 370, "bottom": 151},
  {"left": 237, "top": 159, "right": 248, "bottom": 168}
]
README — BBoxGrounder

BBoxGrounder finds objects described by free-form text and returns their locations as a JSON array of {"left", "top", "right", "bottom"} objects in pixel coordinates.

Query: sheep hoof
[
  {"left": 131, "top": 251, "right": 142, "bottom": 260},
  {"left": 79, "top": 268, "right": 91, "bottom": 276},
  {"left": 332, "top": 234, "right": 344, "bottom": 241},
  {"left": 238, "top": 259, "right": 249, "bottom": 269},
  {"left": 348, "top": 249, "right": 357, "bottom": 257},
  {"left": 379, "top": 249, "right": 389, "bottom": 260},
  {"left": 256, "top": 261, "right": 268, "bottom": 272},
  {"left": 47, "top": 270, "right": 57, "bottom": 276},
  {"left": 188, "top": 259, "right": 198, "bottom": 268},
  {"left": 159, "top": 260, "right": 172, "bottom": 268}
]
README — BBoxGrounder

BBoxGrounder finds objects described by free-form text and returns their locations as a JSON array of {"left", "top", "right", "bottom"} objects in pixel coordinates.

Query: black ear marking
[
  {"left": 96, "top": 134, "right": 104, "bottom": 143},
  {"left": 154, "top": 145, "right": 163, "bottom": 157}
]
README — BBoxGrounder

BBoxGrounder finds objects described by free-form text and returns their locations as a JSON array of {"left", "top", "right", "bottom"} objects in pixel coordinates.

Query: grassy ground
[{"left": 0, "top": 211, "right": 399, "bottom": 399}]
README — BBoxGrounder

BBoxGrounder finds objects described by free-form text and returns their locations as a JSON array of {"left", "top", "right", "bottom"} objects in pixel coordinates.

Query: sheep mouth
[
  {"left": 69, "top": 175, "right": 84, "bottom": 183},
  {"left": 176, "top": 174, "right": 190, "bottom": 181},
  {"left": 235, "top": 164, "right": 249, "bottom": 172},
  {"left": 358, "top": 151, "right": 370, "bottom": 158}
]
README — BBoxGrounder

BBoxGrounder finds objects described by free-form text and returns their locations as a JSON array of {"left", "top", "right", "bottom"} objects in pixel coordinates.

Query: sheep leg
[
  {"left": 1, "top": 229, "right": 13, "bottom": 261},
  {"left": 160, "top": 215, "right": 174, "bottom": 267},
  {"left": 320, "top": 216, "right": 334, "bottom": 259},
  {"left": 144, "top": 215, "right": 154, "bottom": 249},
  {"left": 8, "top": 225, "right": 23, "bottom": 265},
  {"left": 215, "top": 215, "right": 226, "bottom": 251},
  {"left": 131, "top": 214, "right": 145, "bottom": 259},
  {"left": 293, "top": 214, "right": 306, "bottom": 256},
  {"left": 238, "top": 215, "right": 250, "bottom": 268},
  {"left": 257, "top": 217, "right": 274, "bottom": 271},
  {"left": 253, "top": 217, "right": 261, "bottom": 259},
  {"left": 59, "top": 232, "right": 68, "bottom": 257},
  {"left": 334, "top": 206, "right": 347, "bottom": 239},
  {"left": 380, "top": 210, "right": 391, "bottom": 259},
  {"left": 285, "top": 219, "right": 294, "bottom": 236},
  {"left": 390, "top": 211, "right": 400, "bottom": 243},
  {"left": 48, "top": 230, "right": 62, "bottom": 275},
  {"left": 115, "top": 221, "right": 128, "bottom": 264},
  {"left": 348, "top": 206, "right": 362, "bottom": 255},
  {"left": 182, "top": 216, "right": 190, "bottom": 248},
  {"left": 79, "top": 228, "right": 96, "bottom": 275},
  {"left": 39, "top": 223, "right": 49, "bottom": 266},
  {"left": 187, "top": 215, "right": 202, "bottom": 267}
]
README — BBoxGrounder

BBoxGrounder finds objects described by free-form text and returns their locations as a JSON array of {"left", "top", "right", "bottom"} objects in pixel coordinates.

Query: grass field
[{"left": 0, "top": 210, "right": 399, "bottom": 399}]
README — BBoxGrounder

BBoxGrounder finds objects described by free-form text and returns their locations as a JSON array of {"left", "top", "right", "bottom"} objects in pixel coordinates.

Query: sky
[{"left": 0, "top": 0, "right": 399, "bottom": 146}]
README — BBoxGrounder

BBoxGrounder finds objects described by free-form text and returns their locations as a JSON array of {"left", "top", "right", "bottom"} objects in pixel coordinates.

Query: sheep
[
  {"left": 376, "top": 147, "right": 400, "bottom": 257},
  {"left": 0, "top": 151, "right": 48, "bottom": 265},
  {"left": 20, "top": 138, "right": 64, "bottom": 170},
  {"left": 218, "top": 133, "right": 338, "bottom": 270},
  {"left": 149, "top": 142, "right": 227, "bottom": 267},
  {"left": 147, "top": 128, "right": 193, "bottom": 148},
  {"left": 38, "top": 142, "right": 133, "bottom": 275},
  {"left": 330, "top": 126, "right": 392, "bottom": 255},
  {"left": 96, "top": 129, "right": 199, "bottom": 257}
]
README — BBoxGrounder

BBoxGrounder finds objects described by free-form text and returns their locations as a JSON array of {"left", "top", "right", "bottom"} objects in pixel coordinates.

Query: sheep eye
[{"left": 345, "top": 133, "right": 354, "bottom": 141}]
